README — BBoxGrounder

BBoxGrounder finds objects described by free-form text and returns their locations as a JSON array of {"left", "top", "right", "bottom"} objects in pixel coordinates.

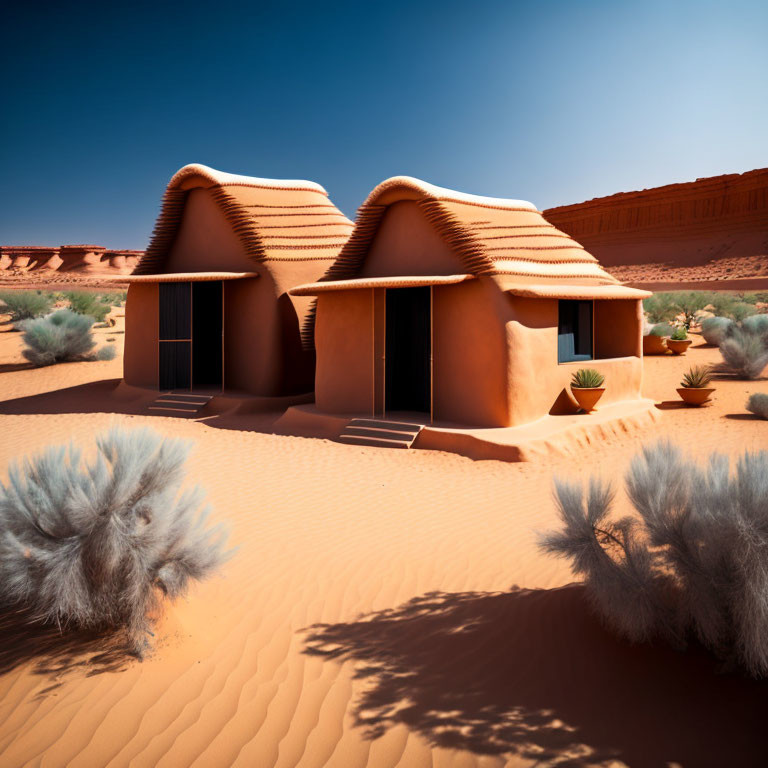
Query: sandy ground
[{"left": 0, "top": 311, "right": 767, "bottom": 767}]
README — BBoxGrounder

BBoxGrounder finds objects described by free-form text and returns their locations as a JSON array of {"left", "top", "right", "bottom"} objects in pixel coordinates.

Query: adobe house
[
  {"left": 290, "top": 176, "right": 651, "bottom": 428},
  {"left": 123, "top": 164, "right": 353, "bottom": 395}
]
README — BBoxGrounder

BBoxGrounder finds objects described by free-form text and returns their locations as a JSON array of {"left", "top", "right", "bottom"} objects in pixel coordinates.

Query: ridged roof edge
[
  {"left": 363, "top": 176, "right": 537, "bottom": 211},
  {"left": 168, "top": 163, "right": 328, "bottom": 195}
]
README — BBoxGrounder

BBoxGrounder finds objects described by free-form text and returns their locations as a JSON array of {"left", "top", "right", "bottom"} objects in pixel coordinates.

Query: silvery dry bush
[
  {"left": 700, "top": 316, "right": 733, "bottom": 346},
  {"left": 747, "top": 393, "right": 768, "bottom": 419},
  {"left": 20, "top": 309, "right": 115, "bottom": 366},
  {"left": 0, "top": 427, "right": 232, "bottom": 655},
  {"left": 719, "top": 324, "right": 768, "bottom": 379},
  {"left": 540, "top": 442, "right": 768, "bottom": 677}
]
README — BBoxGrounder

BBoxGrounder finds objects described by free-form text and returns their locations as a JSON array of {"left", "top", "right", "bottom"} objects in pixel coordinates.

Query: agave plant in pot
[
  {"left": 666, "top": 325, "right": 692, "bottom": 355},
  {"left": 570, "top": 368, "right": 606, "bottom": 413},
  {"left": 677, "top": 365, "right": 714, "bottom": 406}
]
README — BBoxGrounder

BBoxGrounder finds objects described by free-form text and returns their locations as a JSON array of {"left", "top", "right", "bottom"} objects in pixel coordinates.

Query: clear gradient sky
[{"left": 2, "top": 0, "right": 766, "bottom": 249}]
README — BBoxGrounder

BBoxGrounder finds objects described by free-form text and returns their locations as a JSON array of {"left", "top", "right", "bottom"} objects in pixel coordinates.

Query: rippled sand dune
[{"left": 1, "top": 310, "right": 767, "bottom": 767}]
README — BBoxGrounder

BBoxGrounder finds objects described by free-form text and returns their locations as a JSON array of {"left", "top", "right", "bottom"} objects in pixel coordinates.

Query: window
[{"left": 558, "top": 300, "right": 593, "bottom": 363}]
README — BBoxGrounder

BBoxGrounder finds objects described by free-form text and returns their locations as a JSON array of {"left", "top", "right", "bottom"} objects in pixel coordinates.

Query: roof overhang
[
  {"left": 492, "top": 277, "right": 652, "bottom": 300},
  {"left": 290, "top": 274, "right": 474, "bottom": 296},
  {"left": 116, "top": 271, "right": 259, "bottom": 283}
]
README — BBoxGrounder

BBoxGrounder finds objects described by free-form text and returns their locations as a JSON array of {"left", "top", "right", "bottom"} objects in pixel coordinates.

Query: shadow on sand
[
  {"left": 0, "top": 378, "right": 299, "bottom": 434},
  {"left": 303, "top": 585, "right": 767, "bottom": 767},
  {"left": 0, "top": 604, "right": 133, "bottom": 695}
]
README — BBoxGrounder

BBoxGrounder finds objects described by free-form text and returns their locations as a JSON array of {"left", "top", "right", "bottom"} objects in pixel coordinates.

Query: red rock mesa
[{"left": 543, "top": 169, "right": 768, "bottom": 289}]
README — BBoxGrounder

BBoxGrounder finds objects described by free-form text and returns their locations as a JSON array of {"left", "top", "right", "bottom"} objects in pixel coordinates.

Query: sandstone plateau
[
  {"left": 0, "top": 245, "right": 142, "bottom": 288},
  {"left": 544, "top": 168, "right": 768, "bottom": 290}
]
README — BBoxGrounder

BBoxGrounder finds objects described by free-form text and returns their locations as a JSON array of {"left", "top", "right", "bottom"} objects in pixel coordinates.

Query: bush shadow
[
  {"left": 303, "top": 585, "right": 767, "bottom": 767},
  {"left": 0, "top": 603, "right": 133, "bottom": 694}
]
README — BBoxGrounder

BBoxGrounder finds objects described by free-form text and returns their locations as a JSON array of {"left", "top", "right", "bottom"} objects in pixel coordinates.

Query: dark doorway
[
  {"left": 159, "top": 282, "right": 191, "bottom": 390},
  {"left": 192, "top": 281, "right": 223, "bottom": 388},
  {"left": 385, "top": 287, "right": 431, "bottom": 414},
  {"left": 158, "top": 281, "right": 223, "bottom": 390}
]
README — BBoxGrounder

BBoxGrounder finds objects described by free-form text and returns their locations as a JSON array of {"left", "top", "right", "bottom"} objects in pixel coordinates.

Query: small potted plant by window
[
  {"left": 677, "top": 365, "right": 714, "bottom": 406},
  {"left": 666, "top": 325, "right": 692, "bottom": 355},
  {"left": 571, "top": 368, "right": 606, "bottom": 413},
  {"left": 643, "top": 323, "right": 674, "bottom": 355}
]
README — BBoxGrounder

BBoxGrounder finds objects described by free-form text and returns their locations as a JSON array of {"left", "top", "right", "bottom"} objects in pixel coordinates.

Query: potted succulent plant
[
  {"left": 677, "top": 365, "right": 714, "bottom": 406},
  {"left": 570, "top": 368, "right": 606, "bottom": 413},
  {"left": 666, "top": 325, "right": 692, "bottom": 355},
  {"left": 643, "top": 323, "right": 674, "bottom": 355}
]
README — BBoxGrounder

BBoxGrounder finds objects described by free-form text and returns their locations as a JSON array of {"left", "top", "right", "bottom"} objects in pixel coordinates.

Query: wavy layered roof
[
  {"left": 319, "top": 175, "right": 621, "bottom": 287},
  {"left": 134, "top": 164, "right": 353, "bottom": 275}
]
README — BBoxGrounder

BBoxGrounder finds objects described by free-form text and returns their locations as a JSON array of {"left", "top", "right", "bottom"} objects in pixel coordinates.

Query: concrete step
[
  {"left": 338, "top": 434, "right": 411, "bottom": 449},
  {"left": 344, "top": 425, "right": 419, "bottom": 441}
]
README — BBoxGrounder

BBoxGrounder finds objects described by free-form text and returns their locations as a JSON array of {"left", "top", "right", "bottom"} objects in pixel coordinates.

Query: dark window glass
[{"left": 558, "top": 300, "right": 593, "bottom": 363}]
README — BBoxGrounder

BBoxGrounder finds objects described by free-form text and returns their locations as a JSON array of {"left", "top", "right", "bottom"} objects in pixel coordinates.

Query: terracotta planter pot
[
  {"left": 571, "top": 387, "right": 605, "bottom": 413},
  {"left": 677, "top": 387, "right": 714, "bottom": 406},
  {"left": 666, "top": 339, "right": 692, "bottom": 355},
  {"left": 643, "top": 335, "right": 668, "bottom": 355}
]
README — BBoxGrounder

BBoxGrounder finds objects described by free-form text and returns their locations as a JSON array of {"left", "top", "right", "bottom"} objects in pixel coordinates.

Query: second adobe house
[
  {"left": 290, "top": 176, "right": 652, "bottom": 429},
  {"left": 122, "top": 164, "right": 353, "bottom": 396}
]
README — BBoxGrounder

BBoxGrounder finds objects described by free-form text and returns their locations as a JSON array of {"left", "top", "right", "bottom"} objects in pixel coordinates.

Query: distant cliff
[{"left": 543, "top": 169, "right": 768, "bottom": 286}]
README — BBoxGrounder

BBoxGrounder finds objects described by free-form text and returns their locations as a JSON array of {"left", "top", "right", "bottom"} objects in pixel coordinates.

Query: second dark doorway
[{"left": 385, "top": 286, "right": 431, "bottom": 414}]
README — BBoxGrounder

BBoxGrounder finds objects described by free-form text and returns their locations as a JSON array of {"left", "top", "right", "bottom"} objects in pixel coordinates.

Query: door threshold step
[
  {"left": 348, "top": 418, "right": 425, "bottom": 432},
  {"left": 148, "top": 405, "right": 200, "bottom": 414}
]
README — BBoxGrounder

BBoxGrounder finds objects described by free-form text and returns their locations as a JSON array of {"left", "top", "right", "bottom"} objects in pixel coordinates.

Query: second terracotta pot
[
  {"left": 667, "top": 339, "right": 693, "bottom": 355},
  {"left": 677, "top": 387, "right": 714, "bottom": 406},
  {"left": 571, "top": 386, "right": 605, "bottom": 413}
]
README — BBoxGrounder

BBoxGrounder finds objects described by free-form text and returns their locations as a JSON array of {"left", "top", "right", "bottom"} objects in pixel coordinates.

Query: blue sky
[{"left": 2, "top": 0, "right": 766, "bottom": 249}]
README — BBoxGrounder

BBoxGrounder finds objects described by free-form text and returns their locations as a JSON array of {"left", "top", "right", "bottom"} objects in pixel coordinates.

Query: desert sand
[{"left": 1, "top": 308, "right": 767, "bottom": 766}]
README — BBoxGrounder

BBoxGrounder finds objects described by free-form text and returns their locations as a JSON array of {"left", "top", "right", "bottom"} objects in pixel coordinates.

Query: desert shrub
[
  {"left": 0, "top": 427, "right": 231, "bottom": 654},
  {"left": 0, "top": 290, "right": 54, "bottom": 321},
  {"left": 64, "top": 291, "right": 111, "bottom": 322},
  {"left": 708, "top": 295, "right": 758, "bottom": 321},
  {"left": 731, "top": 302, "right": 758, "bottom": 322},
  {"left": 700, "top": 316, "right": 734, "bottom": 345},
  {"left": 742, "top": 314, "right": 768, "bottom": 335},
  {"left": 571, "top": 368, "right": 605, "bottom": 388},
  {"left": 680, "top": 365, "right": 712, "bottom": 388},
  {"left": 670, "top": 326, "right": 688, "bottom": 341},
  {"left": 719, "top": 325, "right": 768, "bottom": 379},
  {"left": 96, "top": 344, "right": 117, "bottom": 361},
  {"left": 99, "top": 291, "right": 126, "bottom": 306},
  {"left": 746, "top": 393, "right": 768, "bottom": 419},
  {"left": 673, "top": 291, "right": 712, "bottom": 329},
  {"left": 643, "top": 294, "right": 678, "bottom": 324},
  {"left": 540, "top": 441, "right": 768, "bottom": 677},
  {"left": 647, "top": 322, "right": 674, "bottom": 337},
  {"left": 20, "top": 309, "right": 96, "bottom": 366}
]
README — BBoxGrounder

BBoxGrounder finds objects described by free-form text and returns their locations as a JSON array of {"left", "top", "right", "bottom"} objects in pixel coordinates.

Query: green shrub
[
  {"left": 0, "top": 290, "right": 55, "bottom": 321},
  {"left": 540, "top": 441, "right": 768, "bottom": 677},
  {"left": 643, "top": 294, "right": 678, "bottom": 324},
  {"left": 20, "top": 309, "right": 96, "bottom": 366},
  {"left": 708, "top": 295, "right": 758, "bottom": 321},
  {"left": 571, "top": 368, "right": 605, "bottom": 388},
  {"left": 746, "top": 393, "right": 768, "bottom": 419},
  {"left": 98, "top": 291, "right": 126, "bottom": 306},
  {"left": 700, "top": 316, "right": 734, "bottom": 345},
  {"left": 680, "top": 365, "right": 712, "bottom": 388},
  {"left": 670, "top": 326, "right": 688, "bottom": 341},
  {"left": 64, "top": 291, "right": 111, "bottom": 322},
  {"left": 648, "top": 322, "right": 674, "bottom": 337},
  {"left": 0, "top": 427, "right": 232, "bottom": 654},
  {"left": 673, "top": 291, "right": 712, "bottom": 329},
  {"left": 742, "top": 314, "right": 768, "bottom": 335}
]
